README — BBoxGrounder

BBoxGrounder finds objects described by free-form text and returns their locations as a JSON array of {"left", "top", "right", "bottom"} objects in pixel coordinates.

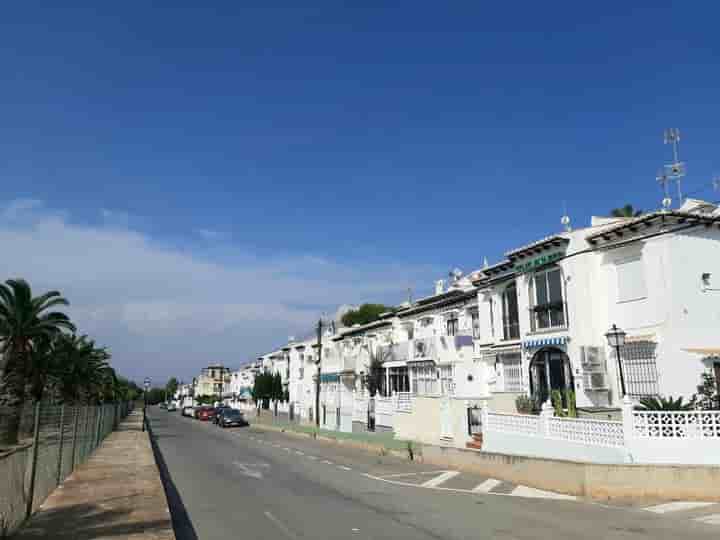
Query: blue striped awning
[
  {"left": 522, "top": 336, "right": 568, "bottom": 350},
  {"left": 320, "top": 372, "right": 340, "bottom": 383}
]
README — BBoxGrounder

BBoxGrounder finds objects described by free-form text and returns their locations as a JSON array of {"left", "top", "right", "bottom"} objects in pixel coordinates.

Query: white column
[{"left": 539, "top": 399, "right": 553, "bottom": 437}]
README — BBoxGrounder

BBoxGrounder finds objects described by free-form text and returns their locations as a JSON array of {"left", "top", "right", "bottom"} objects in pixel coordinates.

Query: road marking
[
  {"left": 264, "top": 511, "right": 298, "bottom": 539},
  {"left": 322, "top": 460, "right": 333, "bottom": 465},
  {"left": 472, "top": 478, "right": 502, "bottom": 493},
  {"left": 695, "top": 514, "right": 720, "bottom": 525},
  {"left": 645, "top": 502, "right": 715, "bottom": 514},
  {"left": 421, "top": 471, "right": 460, "bottom": 488},
  {"left": 283, "top": 447, "right": 291, "bottom": 451},
  {"left": 295, "top": 450, "right": 304, "bottom": 455},
  {"left": 307, "top": 455, "right": 317, "bottom": 460},
  {"left": 232, "top": 461, "right": 270, "bottom": 480},
  {"left": 338, "top": 465, "right": 352, "bottom": 471},
  {"left": 381, "top": 471, "right": 448, "bottom": 479},
  {"left": 510, "top": 485, "right": 576, "bottom": 500}
]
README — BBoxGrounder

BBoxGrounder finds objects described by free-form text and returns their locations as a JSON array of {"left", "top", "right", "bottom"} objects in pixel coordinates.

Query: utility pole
[{"left": 315, "top": 318, "right": 322, "bottom": 429}]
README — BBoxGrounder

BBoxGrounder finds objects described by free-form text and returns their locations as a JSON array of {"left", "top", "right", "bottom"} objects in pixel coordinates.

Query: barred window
[
  {"left": 620, "top": 341, "right": 659, "bottom": 398},
  {"left": 439, "top": 365, "right": 454, "bottom": 395},
  {"left": 501, "top": 353, "right": 523, "bottom": 392}
]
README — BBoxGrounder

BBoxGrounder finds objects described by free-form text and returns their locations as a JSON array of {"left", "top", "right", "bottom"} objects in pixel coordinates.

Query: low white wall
[
  {"left": 482, "top": 430, "right": 629, "bottom": 463},
  {"left": 627, "top": 438, "right": 720, "bottom": 465}
]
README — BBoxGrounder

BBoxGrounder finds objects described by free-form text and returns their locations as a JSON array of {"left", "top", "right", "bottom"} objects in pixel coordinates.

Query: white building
[{"left": 477, "top": 199, "right": 720, "bottom": 415}]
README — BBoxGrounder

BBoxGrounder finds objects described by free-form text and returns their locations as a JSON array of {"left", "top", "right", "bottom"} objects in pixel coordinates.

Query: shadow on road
[{"left": 147, "top": 419, "right": 199, "bottom": 540}]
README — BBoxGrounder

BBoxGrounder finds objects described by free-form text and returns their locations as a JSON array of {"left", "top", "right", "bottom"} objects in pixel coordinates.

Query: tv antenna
[{"left": 656, "top": 128, "right": 685, "bottom": 208}]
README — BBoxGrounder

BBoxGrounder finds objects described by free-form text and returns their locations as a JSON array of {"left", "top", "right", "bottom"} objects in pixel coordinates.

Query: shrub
[{"left": 515, "top": 395, "right": 534, "bottom": 414}]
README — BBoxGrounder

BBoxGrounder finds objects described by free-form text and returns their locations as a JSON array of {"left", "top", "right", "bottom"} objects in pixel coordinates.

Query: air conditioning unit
[{"left": 581, "top": 346, "right": 609, "bottom": 391}]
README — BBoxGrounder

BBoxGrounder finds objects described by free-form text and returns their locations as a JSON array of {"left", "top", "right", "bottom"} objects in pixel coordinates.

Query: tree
[
  {"left": 363, "top": 346, "right": 390, "bottom": 397},
  {"left": 52, "top": 334, "right": 111, "bottom": 404},
  {"left": 166, "top": 377, "right": 179, "bottom": 399},
  {"left": 696, "top": 371, "right": 719, "bottom": 410},
  {"left": 610, "top": 204, "right": 643, "bottom": 218},
  {"left": 0, "top": 279, "right": 75, "bottom": 445},
  {"left": 252, "top": 371, "right": 273, "bottom": 409},
  {"left": 340, "top": 304, "right": 393, "bottom": 328}
]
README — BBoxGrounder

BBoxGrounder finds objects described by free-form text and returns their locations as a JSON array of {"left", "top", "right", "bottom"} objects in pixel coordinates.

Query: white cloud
[
  {"left": 0, "top": 200, "right": 437, "bottom": 383},
  {"left": 195, "top": 228, "right": 226, "bottom": 241}
]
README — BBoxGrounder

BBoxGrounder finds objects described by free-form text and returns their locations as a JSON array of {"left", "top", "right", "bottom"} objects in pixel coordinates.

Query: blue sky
[{"left": 1, "top": 3, "right": 718, "bottom": 383}]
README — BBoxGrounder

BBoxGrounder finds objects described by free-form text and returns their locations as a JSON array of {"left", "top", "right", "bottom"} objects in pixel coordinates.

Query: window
[
  {"left": 530, "top": 267, "right": 565, "bottom": 331},
  {"left": 616, "top": 257, "right": 647, "bottom": 303},
  {"left": 389, "top": 366, "right": 410, "bottom": 393},
  {"left": 411, "top": 363, "right": 437, "bottom": 395},
  {"left": 500, "top": 353, "right": 523, "bottom": 392},
  {"left": 501, "top": 283, "right": 520, "bottom": 340},
  {"left": 620, "top": 341, "right": 659, "bottom": 398},
  {"left": 471, "top": 310, "right": 480, "bottom": 339},
  {"left": 446, "top": 315, "right": 459, "bottom": 336},
  {"left": 439, "top": 365, "right": 454, "bottom": 395},
  {"left": 299, "top": 366, "right": 304, "bottom": 380}
]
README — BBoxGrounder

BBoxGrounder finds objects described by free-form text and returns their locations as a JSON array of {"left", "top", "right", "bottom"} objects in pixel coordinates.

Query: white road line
[
  {"left": 645, "top": 502, "right": 715, "bottom": 514},
  {"left": 295, "top": 451, "right": 304, "bottom": 455},
  {"left": 472, "top": 478, "right": 502, "bottom": 493},
  {"left": 338, "top": 465, "right": 352, "bottom": 471},
  {"left": 381, "top": 471, "right": 447, "bottom": 479},
  {"left": 510, "top": 485, "right": 576, "bottom": 501},
  {"left": 307, "top": 455, "right": 317, "bottom": 460},
  {"left": 694, "top": 514, "right": 720, "bottom": 525},
  {"left": 283, "top": 447, "right": 291, "bottom": 452},
  {"left": 322, "top": 460, "right": 333, "bottom": 465},
  {"left": 421, "top": 471, "right": 460, "bottom": 488},
  {"left": 264, "top": 511, "right": 298, "bottom": 539}
]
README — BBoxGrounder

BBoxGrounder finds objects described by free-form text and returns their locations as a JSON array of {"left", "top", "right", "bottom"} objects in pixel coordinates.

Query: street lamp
[
  {"left": 605, "top": 324, "right": 627, "bottom": 398},
  {"left": 142, "top": 377, "right": 151, "bottom": 432}
]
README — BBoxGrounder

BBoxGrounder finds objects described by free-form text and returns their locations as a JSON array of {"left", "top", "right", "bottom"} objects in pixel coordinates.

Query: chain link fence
[{"left": 0, "top": 401, "right": 133, "bottom": 536}]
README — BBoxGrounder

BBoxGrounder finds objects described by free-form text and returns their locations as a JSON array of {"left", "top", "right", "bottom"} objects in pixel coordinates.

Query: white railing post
[
  {"left": 621, "top": 395, "right": 634, "bottom": 443},
  {"left": 539, "top": 400, "right": 553, "bottom": 436},
  {"left": 480, "top": 400, "right": 489, "bottom": 431}
]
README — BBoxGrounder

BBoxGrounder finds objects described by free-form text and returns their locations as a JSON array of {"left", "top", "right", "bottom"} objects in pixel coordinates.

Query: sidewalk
[
  {"left": 12, "top": 410, "right": 174, "bottom": 540},
  {"left": 249, "top": 410, "right": 414, "bottom": 454}
]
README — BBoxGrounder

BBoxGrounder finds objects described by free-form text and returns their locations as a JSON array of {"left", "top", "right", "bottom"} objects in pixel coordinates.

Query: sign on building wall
[{"left": 513, "top": 251, "right": 563, "bottom": 273}]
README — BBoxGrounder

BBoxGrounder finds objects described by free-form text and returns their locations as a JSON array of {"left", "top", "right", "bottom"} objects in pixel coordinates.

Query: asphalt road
[{"left": 148, "top": 407, "right": 718, "bottom": 540}]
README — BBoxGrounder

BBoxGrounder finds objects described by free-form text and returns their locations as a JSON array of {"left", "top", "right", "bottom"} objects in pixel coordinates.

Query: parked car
[
  {"left": 213, "top": 405, "right": 231, "bottom": 424},
  {"left": 182, "top": 406, "right": 195, "bottom": 417},
  {"left": 167, "top": 403, "right": 177, "bottom": 412},
  {"left": 159, "top": 402, "right": 167, "bottom": 409},
  {"left": 197, "top": 407, "right": 217, "bottom": 421},
  {"left": 219, "top": 409, "right": 247, "bottom": 428}
]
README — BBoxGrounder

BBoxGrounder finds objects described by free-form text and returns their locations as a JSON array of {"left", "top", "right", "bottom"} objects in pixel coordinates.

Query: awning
[
  {"left": 522, "top": 336, "right": 568, "bottom": 350},
  {"left": 320, "top": 372, "right": 340, "bottom": 383},
  {"left": 683, "top": 348, "right": 720, "bottom": 358},
  {"left": 383, "top": 360, "right": 407, "bottom": 368},
  {"left": 406, "top": 360, "right": 436, "bottom": 368}
]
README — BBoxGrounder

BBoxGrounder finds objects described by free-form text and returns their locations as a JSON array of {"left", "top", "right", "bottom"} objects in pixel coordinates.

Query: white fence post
[
  {"left": 539, "top": 400, "right": 553, "bottom": 436},
  {"left": 621, "top": 395, "right": 634, "bottom": 449}
]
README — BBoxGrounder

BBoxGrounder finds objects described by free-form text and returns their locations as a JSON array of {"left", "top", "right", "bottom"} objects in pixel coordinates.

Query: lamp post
[
  {"left": 142, "top": 377, "right": 151, "bottom": 432},
  {"left": 315, "top": 318, "right": 323, "bottom": 429},
  {"left": 605, "top": 324, "right": 627, "bottom": 398}
]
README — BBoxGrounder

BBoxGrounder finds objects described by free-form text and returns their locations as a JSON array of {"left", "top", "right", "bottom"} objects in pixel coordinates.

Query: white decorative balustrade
[
  {"left": 352, "top": 398, "right": 368, "bottom": 423},
  {"left": 485, "top": 411, "right": 540, "bottom": 436},
  {"left": 547, "top": 416, "right": 624, "bottom": 447},
  {"left": 375, "top": 396, "right": 395, "bottom": 428},
  {"left": 632, "top": 410, "right": 720, "bottom": 438}
]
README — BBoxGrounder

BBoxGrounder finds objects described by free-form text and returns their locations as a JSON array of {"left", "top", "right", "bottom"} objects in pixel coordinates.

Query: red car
[{"left": 196, "top": 407, "right": 217, "bottom": 421}]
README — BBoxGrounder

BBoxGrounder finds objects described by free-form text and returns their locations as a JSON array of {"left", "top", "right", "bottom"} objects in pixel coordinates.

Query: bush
[{"left": 515, "top": 395, "right": 534, "bottom": 414}]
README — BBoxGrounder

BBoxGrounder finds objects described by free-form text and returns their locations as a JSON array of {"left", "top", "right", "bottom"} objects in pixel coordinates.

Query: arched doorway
[{"left": 529, "top": 348, "right": 573, "bottom": 407}]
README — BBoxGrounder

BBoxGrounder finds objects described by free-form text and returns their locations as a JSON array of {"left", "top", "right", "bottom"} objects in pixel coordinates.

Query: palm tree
[
  {"left": 637, "top": 395, "right": 696, "bottom": 411},
  {"left": 0, "top": 279, "right": 75, "bottom": 445},
  {"left": 610, "top": 204, "right": 643, "bottom": 218},
  {"left": 53, "top": 334, "right": 110, "bottom": 404}
]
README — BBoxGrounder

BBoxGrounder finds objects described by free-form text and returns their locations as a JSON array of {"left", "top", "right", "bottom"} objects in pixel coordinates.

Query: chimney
[{"left": 435, "top": 279, "right": 445, "bottom": 295}]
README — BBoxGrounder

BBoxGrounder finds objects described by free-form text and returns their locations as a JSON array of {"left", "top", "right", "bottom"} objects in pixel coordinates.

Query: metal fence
[{"left": 0, "top": 401, "right": 133, "bottom": 536}]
